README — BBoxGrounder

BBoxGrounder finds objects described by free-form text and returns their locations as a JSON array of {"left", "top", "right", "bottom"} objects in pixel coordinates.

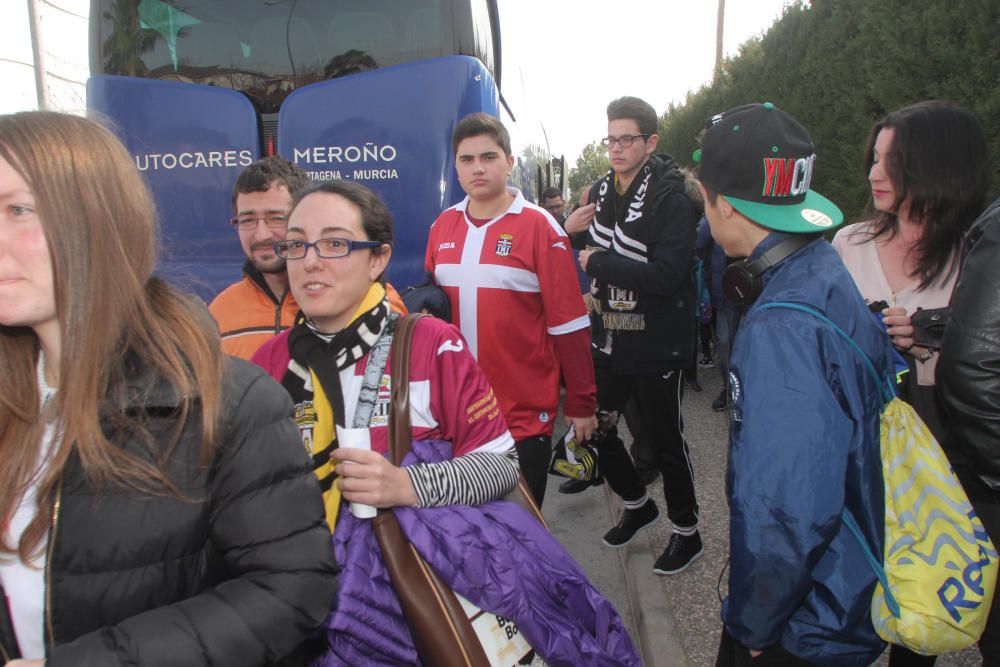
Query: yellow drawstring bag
[{"left": 762, "top": 302, "right": 998, "bottom": 654}]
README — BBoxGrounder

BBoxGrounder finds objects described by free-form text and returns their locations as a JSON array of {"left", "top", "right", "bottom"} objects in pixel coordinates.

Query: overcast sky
[
  {"left": 500, "top": 0, "right": 792, "bottom": 164},
  {"left": 1, "top": 0, "right": 791, "bottom": 164}
]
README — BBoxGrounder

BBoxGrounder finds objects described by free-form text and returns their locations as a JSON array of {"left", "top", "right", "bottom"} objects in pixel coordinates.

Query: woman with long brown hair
[
  {"left": 833, "top": 100, "right": 992, "bottom": 665},
  {"left": 0, "top": 111, "right": 337, "bottom": 666}
]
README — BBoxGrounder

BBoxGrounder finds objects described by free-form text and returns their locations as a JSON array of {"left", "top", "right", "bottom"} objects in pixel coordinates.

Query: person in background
[
  {"left": 698, "top": 102, "right": 893, "bottom": 665},
  {"left": 543, "top": 185, "right": 592, "bottom": 308},
  {"left": 938, "top": 196, "right": 1000, "bottom": 664},
  {"left": 540, "top": 186, "right": 566, "bottom": 221},
  {"left": 209, "top": 157, "right": 309, "bottom": 359},
  {"left": 0, "top": 111, "right": 337, "bottom": 666},
  {"left": 424, "top": 113, "right": 597, "bottom": 508},
  {"left": 838, "top": 100, "right": 991, "bottom": 667},
  {"left": 564, "top": 96, "right": 701, "bottom": 575}
]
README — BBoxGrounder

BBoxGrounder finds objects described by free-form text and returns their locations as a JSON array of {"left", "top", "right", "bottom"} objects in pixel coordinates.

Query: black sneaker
[
  {"left": 712, "top": 389, "right": 728, "bottom": 412},
  {"left": 602, "top": 499, "right": 659, "bottom": 548},
  {"left": 698, "top": 356, "right": 714, "bottom": 367},
  {"left": 653, "top": 531, "right": 704, "bottom": 575},
  {"left": 558, "top": 477, "right": 604, "bottom": 494}
]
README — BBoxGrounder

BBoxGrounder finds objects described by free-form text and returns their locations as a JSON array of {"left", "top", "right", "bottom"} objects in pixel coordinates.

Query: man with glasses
[
  {"left": 209, "top": 156, "right": 310, "bottom": 359},
  {"left": 564, "top": 96, "right": 701, "bottom": 575}
]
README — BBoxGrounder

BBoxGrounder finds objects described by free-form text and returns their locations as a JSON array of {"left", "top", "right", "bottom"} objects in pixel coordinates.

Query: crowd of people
[{"left": 0, "top": 91, "right": 997, "bottom": 667}]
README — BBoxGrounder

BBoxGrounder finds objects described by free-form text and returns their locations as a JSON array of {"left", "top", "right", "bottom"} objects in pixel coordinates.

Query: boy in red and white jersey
[{"left": 425, "top": 113, "right": 597, "bottom": 506}]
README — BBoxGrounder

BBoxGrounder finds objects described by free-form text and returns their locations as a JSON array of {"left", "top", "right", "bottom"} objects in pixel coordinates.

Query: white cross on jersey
[{"left": 434, "top": 218, "right": 540, "bottom": 359}]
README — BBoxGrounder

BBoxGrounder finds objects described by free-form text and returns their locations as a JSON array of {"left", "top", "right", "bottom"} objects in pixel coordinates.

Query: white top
[
  {"left": 0, "top": 353, "right": 57, "bottom": 659},
  {"left": 832, "top": 221, "right": 956, "bottom": 385}
]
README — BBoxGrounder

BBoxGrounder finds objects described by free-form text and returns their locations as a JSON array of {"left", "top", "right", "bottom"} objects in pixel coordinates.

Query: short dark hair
[
  {"left": 607, "top": 97, "right": 658, "bottom": 136},
  {"left": 541, "top": 186, "right": 563, "bottom": 202},
  {"left": 231, "top": 156, "right": 310, "bottom": 212},
  {"left": 452, "top": 112, "right": 512, "bottom": 156},
  {"left": 291, "top": 180, "right": 394, "bottom": 252},
  {"left": 863, "top": 100, "right": 990, "bottom": 289}
]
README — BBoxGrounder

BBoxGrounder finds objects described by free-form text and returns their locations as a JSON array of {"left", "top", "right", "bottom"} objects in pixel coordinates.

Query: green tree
[
  {"left": 568, "top": 141, "right": 610, "bottom": 203},
  {"left": 657, "top": 0, "right": 1000, "bottom": 225}
]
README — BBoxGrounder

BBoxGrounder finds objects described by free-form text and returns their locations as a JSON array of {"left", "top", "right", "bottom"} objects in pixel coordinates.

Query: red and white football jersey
[{"left": 425, "top": 188, "right": 589, "bottom": 439}]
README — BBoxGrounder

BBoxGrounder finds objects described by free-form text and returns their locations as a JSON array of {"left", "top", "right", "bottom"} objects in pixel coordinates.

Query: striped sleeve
[{"left": 404, "top": 447, "right": 519, "bottom": 507}]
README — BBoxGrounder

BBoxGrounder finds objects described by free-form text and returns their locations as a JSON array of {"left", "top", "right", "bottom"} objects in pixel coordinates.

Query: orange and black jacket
[{"left": 209, "top": 261, "right": 299, "bottom": 361}]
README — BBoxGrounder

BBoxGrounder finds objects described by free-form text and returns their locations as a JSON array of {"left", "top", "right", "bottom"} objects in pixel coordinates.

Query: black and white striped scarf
[{"left": 284, "top": 293, "right": 391, "bottom": 428}]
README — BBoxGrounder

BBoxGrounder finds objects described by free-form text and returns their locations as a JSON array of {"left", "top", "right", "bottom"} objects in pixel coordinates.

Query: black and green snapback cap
[{"left": 695, "top": 102, "right": 843, "bottom": 233}]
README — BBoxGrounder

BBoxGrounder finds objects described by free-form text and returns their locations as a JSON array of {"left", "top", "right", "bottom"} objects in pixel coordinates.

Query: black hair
[
  {"left": 863, "top": 100, "right": 990, "bottom": 289},
  {"left": 231, "top": 156, "right": 311, "bottom": 212},
  {"left": 607, "top": 97, "right": 658, "bottom": 136},
  {"left": 540, "top": 186, "right": 562, "bottom": 202},
  {"left": 451, "top": 112, "right": 512, "bottom": 156},
  {"left": 291, "top": 180, "right": 394, "bottom": 252}
]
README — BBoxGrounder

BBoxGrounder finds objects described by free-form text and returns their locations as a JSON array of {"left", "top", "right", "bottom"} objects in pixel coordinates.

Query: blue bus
[{"left": 88, "top": 0, "right": 562, "bottom": 299}]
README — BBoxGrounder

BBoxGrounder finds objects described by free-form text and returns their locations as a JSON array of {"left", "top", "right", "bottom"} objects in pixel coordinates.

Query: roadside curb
[{"left": 601, "top": 487, "right": 690, "bottom": 667}]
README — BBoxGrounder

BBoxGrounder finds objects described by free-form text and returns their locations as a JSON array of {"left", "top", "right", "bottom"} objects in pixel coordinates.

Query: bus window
[{"left": 95, "top": 0, "right": 491, "bottom": 113}]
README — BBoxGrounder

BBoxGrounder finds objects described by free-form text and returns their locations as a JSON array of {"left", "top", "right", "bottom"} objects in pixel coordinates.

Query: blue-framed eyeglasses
[{"left": 273, "top": 237, "right": 382, "bottom": 260}]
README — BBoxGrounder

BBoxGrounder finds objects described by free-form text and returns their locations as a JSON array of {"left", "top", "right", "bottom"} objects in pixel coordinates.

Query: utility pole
[
  {"left": 715, "top": 0, "right": 726, "bottom": 75},
  {"left": 27, "top": 0, "right": 49, "bottom": 110}
]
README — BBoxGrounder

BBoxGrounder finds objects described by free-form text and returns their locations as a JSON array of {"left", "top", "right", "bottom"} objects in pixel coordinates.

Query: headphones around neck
[{"left": 722, "top": 235, "right": 816, "bottom": 306}]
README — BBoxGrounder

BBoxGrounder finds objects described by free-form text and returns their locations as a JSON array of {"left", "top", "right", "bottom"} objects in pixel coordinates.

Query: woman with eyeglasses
[
  {"left": 251, "top": 180, "right": 639, "bottom": 665},
  {"left": 0, "top": 112, "right": 338, "bottom": 666}
]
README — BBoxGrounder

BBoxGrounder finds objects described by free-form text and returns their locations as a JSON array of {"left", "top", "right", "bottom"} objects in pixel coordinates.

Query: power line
[
  {"left": 0, "top": 57, "right": 37, "bottom": 69},
  {"left": 45, "top": 70, "right": 87, "bottom": 85},
  {"left": 39, "top": 0, "right": 87, "bottom": 20}
]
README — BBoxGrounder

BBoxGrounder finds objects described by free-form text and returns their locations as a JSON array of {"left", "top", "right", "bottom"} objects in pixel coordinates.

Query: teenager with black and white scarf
[{"left": 566, "top": 96, "right": 702, "bottom": 577}]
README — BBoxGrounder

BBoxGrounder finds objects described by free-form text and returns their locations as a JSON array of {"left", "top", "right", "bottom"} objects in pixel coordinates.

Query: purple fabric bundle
[{"left": 315, "top": 439, "right": 640, "bottom": 667}]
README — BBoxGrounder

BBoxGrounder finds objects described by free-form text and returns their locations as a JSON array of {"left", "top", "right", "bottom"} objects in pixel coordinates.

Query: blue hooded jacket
[{"left": 723, "top": 234, "right": 894, "bottom": 666}]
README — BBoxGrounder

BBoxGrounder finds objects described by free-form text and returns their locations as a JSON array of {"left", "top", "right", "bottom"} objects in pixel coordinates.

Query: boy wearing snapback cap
[{"left": 697, "top": 103, "right": 895, "bottom": 666}]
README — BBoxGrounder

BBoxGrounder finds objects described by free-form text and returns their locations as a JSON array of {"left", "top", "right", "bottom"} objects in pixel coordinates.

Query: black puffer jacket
[
  {"left": 0, "top": 357, "right": 338, "bottom": 666},
  {"left": 939, "top": 197, "right": 1000, "bottom": 492}
]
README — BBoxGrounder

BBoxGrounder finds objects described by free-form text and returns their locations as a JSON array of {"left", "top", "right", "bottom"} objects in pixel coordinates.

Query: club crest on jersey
[{"left": 495, "top": 233, "right": 513, "bottom": 256}]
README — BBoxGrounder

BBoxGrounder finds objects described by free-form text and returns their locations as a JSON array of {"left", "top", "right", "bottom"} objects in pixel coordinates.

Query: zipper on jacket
[
  {"left": 274, "top": 288, "right": 288, "bottom": 333},
  {"left": 43, "top": 483, "right": 62, "bottom": 650}
]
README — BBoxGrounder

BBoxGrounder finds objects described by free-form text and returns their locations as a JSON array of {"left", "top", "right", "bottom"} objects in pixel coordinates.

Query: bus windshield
[{"left": 93, "top": 0, "right": 497, "bottom": 112}]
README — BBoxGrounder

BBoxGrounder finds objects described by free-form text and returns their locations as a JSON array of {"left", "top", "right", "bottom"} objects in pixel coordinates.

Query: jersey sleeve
[
  {"left": 535, "top": 215, "right": 590, "bottom": 335},
  {"left": 418, "top": 319, "right": 514, "bottom": 457},
  {"left": 424, "top": 215, "right": 441, "bottom": 272}
]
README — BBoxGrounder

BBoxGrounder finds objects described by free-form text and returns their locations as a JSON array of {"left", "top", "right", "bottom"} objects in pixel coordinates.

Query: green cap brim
[{"left": 724, "top": 189, "right": 844, "bottom": 233}]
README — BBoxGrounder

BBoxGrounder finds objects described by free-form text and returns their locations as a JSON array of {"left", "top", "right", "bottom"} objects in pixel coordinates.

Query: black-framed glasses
[
  {"left": 273, "top": 237, "right": 382, "bottom": 260},
  {"left": 230, "top": 213, "right": 290, "bottom": 230},
  {"left": 600, "top": 134, "right": 650, "bottom": 148}
]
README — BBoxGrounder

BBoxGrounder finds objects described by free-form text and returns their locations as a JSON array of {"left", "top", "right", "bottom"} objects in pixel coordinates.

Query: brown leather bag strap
[{"left": 387, "top": 313, "right": 428, "bottom": 466}]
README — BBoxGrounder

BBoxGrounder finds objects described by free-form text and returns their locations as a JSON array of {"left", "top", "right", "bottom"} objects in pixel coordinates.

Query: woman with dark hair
[
  {"left": 0, "top": 111, "right": 338, "bottom": 666},
  {"left": 833, "top": 100, "right": 989, "bottom": 438},
  {"left": 833, "top": 100, "right": 991, "bottom": 665},
  {"left": 252, "top": 180, "right": 639, "bottom": 666}
]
